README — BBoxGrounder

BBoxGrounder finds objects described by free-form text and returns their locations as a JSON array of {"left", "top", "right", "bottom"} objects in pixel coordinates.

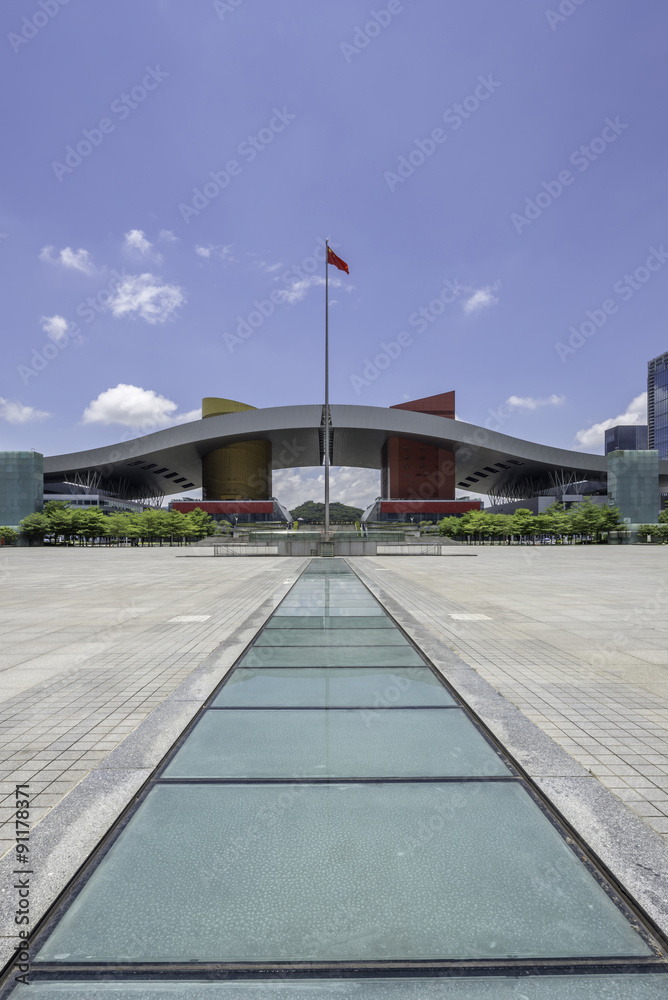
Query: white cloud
[
  {"left": 272, "top": 466, "right": 380, "bottom": 511},
  {"left": 39, "top": 245, "right": 95, "bottom": 274},
  {"left": 106, "top": 273, "right": 185, "bottom": 324},
  {"left": 40, "top": 314, "right": 68, "bottom": 344},
  {"left": 159, "top": 229, "right": 179, "bottom": 242},
  {"left": 124, "top": 229, "right": 153, "bottom": 254},
  {"left": 574, "top": 392, "right": 647, "bottom": 451},
  {"left": 462, "top": 283, "right": 500, "bottom": 314},
  {"left": 507, "top": 394, "right": 565, "bottom": 411},
  {"left": 195, "top": 244, "right": 236, "bottom": 263},
  {"left": 251, "top": 257, "right": 283, "bottom": 273},
  {"left": 173, "top": 408, "right": 201, "bottom": 424},
  {"left": 0, "top": 398, "right": 50, "bottom": 424},
  {"left": 82, "top": 384, "right": 198, "bottom": 429},
  {"left": 275, "top": 274, "right": 351, "bottom": 305}
]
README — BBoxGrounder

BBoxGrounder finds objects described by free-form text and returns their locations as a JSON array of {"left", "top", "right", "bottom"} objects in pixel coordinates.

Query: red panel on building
[
  {"left": 382, "top": 391, "right": 457, "bottom": 501},
  {"left": 380, "top": 500, "right": 482, "bottom": 514},
  {"left": 381, "top": 438, "right": 456, "bottom": 500},
  {"left": 172, "top": 501, "right": 273, "bottom": 514},
  {"left": 390, "top": 391, "right": 455, "bottom": 419}
]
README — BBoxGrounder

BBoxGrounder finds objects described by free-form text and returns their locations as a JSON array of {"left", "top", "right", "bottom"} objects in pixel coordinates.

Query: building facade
[
  {"left": 0, "top": 452, "right": 43, "bottom": 528},
  {"left": 607, "top": 450, "right": 660, "bottom": 525},
  {"left": 648, "top": 351, "right": 668, "bottom": 460},
  {"left": 201, "top": 397, "right": 272, "bottom": 501},
  {"left": 381, "top": 392, "right": 456, "bottom": 503},
  {"left": 604, "top": 424, "right": 648, "bottom": 454}
]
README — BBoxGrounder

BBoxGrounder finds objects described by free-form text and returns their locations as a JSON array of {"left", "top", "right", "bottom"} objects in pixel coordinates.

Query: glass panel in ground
[
  {"left": 212, "top": 667, "right": 457, "bottom": 707},
  {"left": 240, "top": 645, "right": 425, "bottom": 667},
  {"left": 255, "top": 628, "right": 411, "bottom": 646},
  {"left": 264, "top": 615, "right": 394, "bottom": 628},
  {"left": 273, "top": 605, "right": 388, "bottom": 617},
  {"left": 11, "top": 977, "right": 668, "bottom": 999},
  {"left": 36, "top": 782, "right": 653, "bottom": 963},
  {"left": 161, "top": 708, "right": 506, "bottom": 778}
]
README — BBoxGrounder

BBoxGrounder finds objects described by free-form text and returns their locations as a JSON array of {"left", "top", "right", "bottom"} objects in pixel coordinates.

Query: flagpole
[{"left": 324, "top": 238, "right": 330, "bottom": 541}]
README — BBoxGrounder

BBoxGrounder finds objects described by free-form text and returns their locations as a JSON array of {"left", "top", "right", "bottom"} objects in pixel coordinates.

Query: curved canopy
[{"left": 43, "top": 403, "right": 668, "bottom": 500}]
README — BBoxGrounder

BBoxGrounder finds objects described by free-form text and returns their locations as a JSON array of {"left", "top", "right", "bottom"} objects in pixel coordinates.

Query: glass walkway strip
[{"left": 4, "top": 559, "right": 668, "bottom": 998}]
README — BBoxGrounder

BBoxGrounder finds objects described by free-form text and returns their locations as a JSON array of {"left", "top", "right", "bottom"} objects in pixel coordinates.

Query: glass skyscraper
[
  {"left": 648, "top": 350, "right": 668, "bottom": 459},
  {"left": 604, "top": 424, "right": 648, "bottom": 454}
]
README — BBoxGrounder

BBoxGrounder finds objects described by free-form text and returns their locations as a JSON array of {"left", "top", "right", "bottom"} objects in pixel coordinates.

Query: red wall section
[
  {"left": 172, "top": 501, "right": 273, "bottom": 514},
  {"left": 381, "top": 437, "right": 456, "bottom": 500},
  {"left": 380, "top": 500, "right": 482, "bottom": 514},
  {"left": 383, "top": 391, "right": 457, "bottom": 499}
]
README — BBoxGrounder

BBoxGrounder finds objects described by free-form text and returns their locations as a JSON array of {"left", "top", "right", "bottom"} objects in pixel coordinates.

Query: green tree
[
  {"left": 0, "top": 526, "right": 18, "bottom": 544},
  {"left": 658, "top": 509, "right": 668, "bottom": 524},
  {"left": 541, "top": 501, "right": 571, "bottom": 542},
  {"left": 509, "top": 508, "right": 535, "bottom": 542},
  {"left": 569, "top": 497, "right": 605, "bottom": 543},
  {"left": 437, "top": 516, "right": 461, "bottom": 538},
  {"left": 43, "top": 500, "right": 73, "bottom": 543},
  {"left": 135, "top": 508, "right": 170, "bottom": 545},
  {"left": 185, "top": 507, "right": 216, "bottom": 540},
  {"left": 166, "top": 509, "right": 190, "bottom": 544},
  {"left": 19, "top": 512, "right": 50, "bottom": 544},
  {"left": 598, "top": 503, "right": 624, "bottom": 535},
  {"left": 71, "top": 507, "right": 107, "bottom": 545}
]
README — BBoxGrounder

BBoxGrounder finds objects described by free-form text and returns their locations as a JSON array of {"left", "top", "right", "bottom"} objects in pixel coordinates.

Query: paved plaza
[
  {"left": 1, "top": 545, "right": 668, "bottom": 970},
  {"left": 353, "top": 546, "right": 668, "bottom": 841},
  {"left": 0, "top": 549, "right": 306, "bottom": 859}
]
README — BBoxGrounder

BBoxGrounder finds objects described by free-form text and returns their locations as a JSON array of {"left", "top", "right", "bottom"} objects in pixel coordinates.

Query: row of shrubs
[
  {"left": 436, "top": 500, "right": 668, "bottom": 542},
  {"left": 0, "top": 501, "right": 220, "bottom": 545}
]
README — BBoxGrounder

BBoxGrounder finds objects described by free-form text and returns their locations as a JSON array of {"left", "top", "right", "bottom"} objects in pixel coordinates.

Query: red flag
[{"left": 327, "top": 246, "right": 349, "bottom": 274}]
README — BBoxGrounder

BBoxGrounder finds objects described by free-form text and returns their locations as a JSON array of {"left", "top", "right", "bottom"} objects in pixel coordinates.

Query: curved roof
[{"left": 43, "top": 403, "right": 668, "bottom": 499}]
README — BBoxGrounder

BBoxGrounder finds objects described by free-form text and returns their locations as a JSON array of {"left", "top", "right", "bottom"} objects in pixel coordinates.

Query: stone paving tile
[
  {"left": 354, "top": 548, "right": 668, "bottom": 842},
  {"left": 0, "top": 549, "right": 303, "bottom": 858}
]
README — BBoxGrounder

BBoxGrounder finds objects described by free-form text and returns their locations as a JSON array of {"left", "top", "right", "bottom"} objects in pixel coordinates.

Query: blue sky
[{"left": 2, "top": 0, "right": 667, "bottom": 508}]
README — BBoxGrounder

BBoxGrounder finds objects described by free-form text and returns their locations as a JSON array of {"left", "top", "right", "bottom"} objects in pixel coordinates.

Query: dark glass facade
[
  {"left": 648, "top": 351, "right": 668, "bottom": 459},
  {"left": 0, "top": 451, "right": 43, "bottom": 527},
  {"left": 604, "top": 424, "right": 648, "bottom": 453}
]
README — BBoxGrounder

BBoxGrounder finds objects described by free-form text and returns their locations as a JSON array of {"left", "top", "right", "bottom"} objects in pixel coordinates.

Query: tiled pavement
[
  {"left": 353, "top": 546, "right": 668, "bottom": 842},
  {"left": 0, "top": 548, "right": 304, "bottom": 858}
]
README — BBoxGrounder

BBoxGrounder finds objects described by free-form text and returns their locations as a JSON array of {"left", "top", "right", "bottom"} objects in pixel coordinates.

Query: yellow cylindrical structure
[
  {"left": 202, "top": 397, "right": 256, "bottom": 419},
  {"left": 201, "top": 398, "right": 271, "bottom": 500},
  {"left": 203, "top": 441, "right": 272, "bottom": 500}
]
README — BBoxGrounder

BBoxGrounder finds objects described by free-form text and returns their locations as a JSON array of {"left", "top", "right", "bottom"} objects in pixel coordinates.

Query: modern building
[
  {"left": 607, "top": 450, "right": 660, "bottom": 526},
  {"left": 43, "top": 481, "right": 148, "bottom": 514},
  {"left": 488, "top": 491, "right": 610, "bottom": 516},
  {"left": 604, "top": 424, "right": 648, "bottom": 454},
  {"left": 648, "top": 350, "right": 668, "bottom": 460},
  {"left": 0, "top": 392, "right": 663, "bottom": 530},
  {"left": 0, "top": 451, "right": 43, "bottom": 528}
]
